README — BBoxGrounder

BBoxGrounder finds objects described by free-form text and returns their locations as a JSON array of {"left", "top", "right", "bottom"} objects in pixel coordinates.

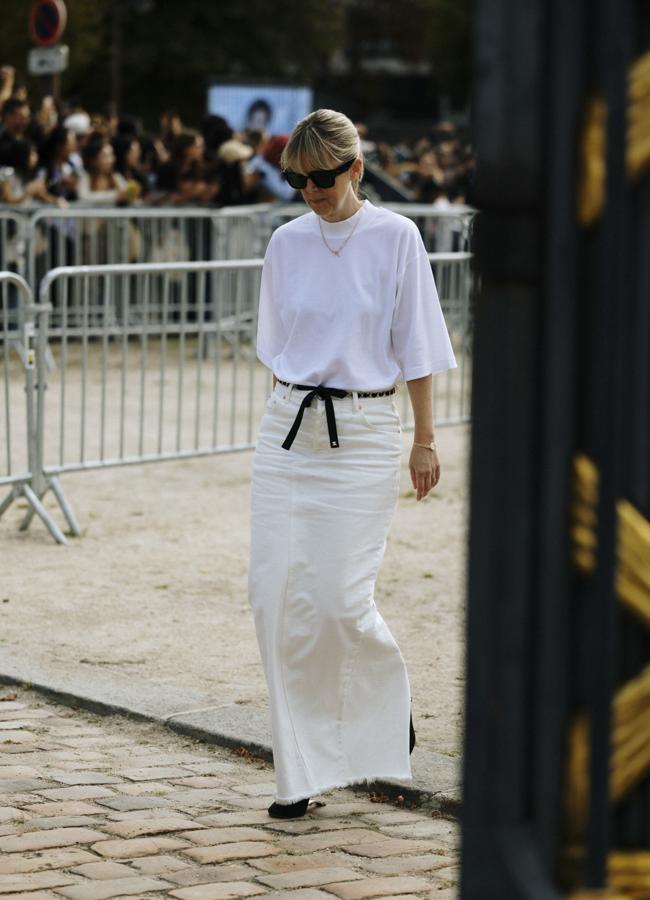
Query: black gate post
[{"left": 462, "top": 0, "right": 650, "bottom": 896}]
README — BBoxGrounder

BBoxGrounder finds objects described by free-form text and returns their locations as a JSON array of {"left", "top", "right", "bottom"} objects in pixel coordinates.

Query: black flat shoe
[
  {"left": 268, "top": 797, "right": 310, "bottom": 819},
  {"left": 410, "top": 710, "right": 416, "bottom": 754}
]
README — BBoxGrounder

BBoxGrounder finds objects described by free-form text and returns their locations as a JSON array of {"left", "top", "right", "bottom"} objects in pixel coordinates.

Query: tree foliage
[
  {"left": 346, "top": 0, "right": 471, "bottom": 94},
  {"left": 0, "top": 0, "right": 110, "bottom": 100},
  {"left": 424, "top": 0, "right": 472, "bottom": 96},
  {"left": 0, "top": 0, "right": 471, "bottom": 126}
]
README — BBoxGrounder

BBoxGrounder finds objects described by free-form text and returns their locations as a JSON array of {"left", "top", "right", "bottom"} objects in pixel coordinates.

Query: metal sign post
[
  {"left": 28, "top": 0, "right": 68, "bottom": 102},
  {"left": 28, "top": 45, "right": 69, "bottom": 77}
]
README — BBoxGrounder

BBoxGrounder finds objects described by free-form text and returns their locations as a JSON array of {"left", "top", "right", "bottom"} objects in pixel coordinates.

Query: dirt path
[{"left": 1, "top": 353, "right": 468, "bottom": 762}]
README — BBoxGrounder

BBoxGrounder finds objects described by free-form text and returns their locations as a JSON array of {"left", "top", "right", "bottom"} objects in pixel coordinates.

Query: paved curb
[{"left": 0, "top": 652, "right": 461, "bottom": 816}]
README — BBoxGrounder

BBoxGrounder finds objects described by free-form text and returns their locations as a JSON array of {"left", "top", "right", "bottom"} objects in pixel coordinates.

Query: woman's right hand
[{"left": 409, "top": 444, "right": 440, "bottom": 501}]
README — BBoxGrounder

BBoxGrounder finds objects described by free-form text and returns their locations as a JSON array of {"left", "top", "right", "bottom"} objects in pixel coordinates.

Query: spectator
[
  {"left": 215, "top": 138, "right": 254, "bottom": 206},
  {"left": 31, "top": 95, "right": 58, "bottom": 143},
  {"left": 202, "top": 114, "right": 232, "bottom": 160},
  {"left": 240, "top": 129, "right": 266, "bottom": 198},
  {"left": 0, "top": 75, "right": 476, "bottom": 211},
  {"left": 243, "top": 133, "right": 296, "bottom": 202},
  {"left": 103, "top": 106, "right": 120, "bottom": 140},
  {"left": 159, "top": 108, "right": 183, "bottom": 155},
  {"left": 263, "top": 134, "right": 285, "bottom": 169},
  {"left": 0, "top": 97, "right": 31, "bottom": 163},
  {"left": 354, "top": 120, "right": 376, "bottom": 156},
  {"left": 373, "top": 141, "right": 402, "bottom": 181},
  {"left": 89, "top": 113, "right": 113, "bottom": 139},
  {"left": 37, "top": 124, "right": 79, "bottom": 202},
  {"left": 0, "top": 138, "right": 64, "bottom": 206},
  {"left": 63, "top": 111, "right": 92, "bottom": 175},
  {"left": 78, "top": 136, "right": 140, "bottom": 205},
  {"left": 156, "top": 130, "right": 218, "bottom": 205},
  {"left": 431, "top": 121, "right": 459, "bottom": 148},
  {"left": 399, "top": 145, "right": 442, "bottom": 199},
  {"left": 11, "top": 83, "right": 29, "bottom": 104},
  {"left": 137, "top": 133, "right": 163, "bottom": 193},
  {"left": 116, "top": 115, "right": 142, "bottom": 138},
  {"left": 201, "top": 114, "right": 233, "bottom": 191},
  {"left": 112, "top": 134, "right": 148, "bottom": 197},
  {"left": 263, "top": 134, "right": 298, "bottom": 201},
  {"left": 413, "top": 135, "right": 434, "bottom": 158},
  {"left": 0, "top": 66, "right": 14, "bottom": 108}
]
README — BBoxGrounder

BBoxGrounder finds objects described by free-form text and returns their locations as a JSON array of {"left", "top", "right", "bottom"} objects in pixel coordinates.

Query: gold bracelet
[{"left": 413, "top": 440, "right": 437, "bottom": 451}]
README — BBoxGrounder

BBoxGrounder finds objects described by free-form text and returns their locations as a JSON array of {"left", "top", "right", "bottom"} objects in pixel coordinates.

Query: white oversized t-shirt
[{"left": 255, "top": 198, "right": 457, "bottom": 389}]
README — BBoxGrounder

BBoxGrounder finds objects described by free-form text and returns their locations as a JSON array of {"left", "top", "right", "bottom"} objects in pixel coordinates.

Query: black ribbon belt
[
  {"left": 277, "top": 379, "right": 397, "bottom": 451},
  {"left": 281, "top": 384, "right": 349, "bottom": 450}
]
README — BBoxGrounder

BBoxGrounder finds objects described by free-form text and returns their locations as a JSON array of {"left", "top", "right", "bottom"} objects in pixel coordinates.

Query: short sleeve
[
  {"left": 391, "top": 248, "right": 457, "bottom": 381},
  {"left": 255, "top": 235, "right": 283, "bottom": 369}
]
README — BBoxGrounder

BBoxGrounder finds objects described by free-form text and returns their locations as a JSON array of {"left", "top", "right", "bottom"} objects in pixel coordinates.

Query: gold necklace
[{"left": 318, "top": 203, "right": 364, "bottom": 256}]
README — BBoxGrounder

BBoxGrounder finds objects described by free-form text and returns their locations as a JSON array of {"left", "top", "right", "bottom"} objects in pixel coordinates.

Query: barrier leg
[
  {"left": 0, "top": 485, "right": 19, "bottom": 520},
  {"left": 21, "top": 483, "right": 68, "bottom": 545},
  {"left": 49, "top": 477, "right": 81, "bottom": 536},
  {"left": 18, "top": 494, "right": 39, "bottom": 531}
]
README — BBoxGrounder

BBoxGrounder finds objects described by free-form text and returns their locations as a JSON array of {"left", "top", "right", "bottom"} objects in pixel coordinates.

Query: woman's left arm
[{"left": 406, "top": 373, "right": 440, "bottom": 501}]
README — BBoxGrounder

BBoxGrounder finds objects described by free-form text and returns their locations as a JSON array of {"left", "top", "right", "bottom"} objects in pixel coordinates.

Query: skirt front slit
[{"left": 248, "top": 383, "right": 413, "bottom": 804}]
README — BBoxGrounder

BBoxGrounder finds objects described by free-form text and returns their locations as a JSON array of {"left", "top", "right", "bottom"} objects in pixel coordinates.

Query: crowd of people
[{"left": 0, "top": 64, "right": 475, "bottom": 209}]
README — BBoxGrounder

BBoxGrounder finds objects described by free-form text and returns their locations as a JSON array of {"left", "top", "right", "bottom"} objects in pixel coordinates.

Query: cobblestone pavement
[{"left": 0, "top": 687, "right": 459, "bottom": 899}]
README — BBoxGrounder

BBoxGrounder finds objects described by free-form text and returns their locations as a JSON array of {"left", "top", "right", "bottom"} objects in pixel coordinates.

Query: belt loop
[
  {"left": 351, "top": 389, "right": 360, "bottom": 410},
  {"left": 287, "top": 383, "right": 295, "bottom": 401}
]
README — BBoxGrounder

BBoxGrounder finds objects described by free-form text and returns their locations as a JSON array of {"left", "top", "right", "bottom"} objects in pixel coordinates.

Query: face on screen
[{"left": 207, "top": 85, "right": 314, "bottom": 135}]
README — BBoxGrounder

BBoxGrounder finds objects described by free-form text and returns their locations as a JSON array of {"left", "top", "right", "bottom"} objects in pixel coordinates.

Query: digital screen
[{"left": 207, "top": 83, "right": 314, "bottom": 135}]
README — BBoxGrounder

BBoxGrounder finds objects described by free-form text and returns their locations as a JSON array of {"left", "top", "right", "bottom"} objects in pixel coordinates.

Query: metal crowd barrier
[
  {"left": 36, "top": 260, "right": 265, "bottom": 485},
  {"left": 264, "top": 202, "right": 476, "bottom": 253},
  {"left": 212, "top": 204, "right": 273, "bottom": 260},
  {"left": 0, "top": 241, "right": 473, "bottom": 543},
  {"left": 0, "top": 210, "right": 28, "bottom": 277},
  {"left": 0, "top": 272, "right": 32, "bottom": 488},
  {"left": 1, "top": 258, "right": 267, "bottom": 543},
  {"left": 22, "top": 207, "right": 275, "bottom": 332},
  {"left": 384, "top": 202, "right": 475, "bottom": 253},
  {"left": 1, "top": 201, "right": 476, "bottom": 287},
  {"left": 0, "top": 205, "right": 273, "bottom": 289},
  {"left": 34, "top": 253, "right": 470, "bottom": 490},
  {"left": 0, "top": 271, "right": 77, "bottom": 544},
  {"left": 29, "top": 208, "right": 219, "bottom": 289},
  {"left": 425, "top": 252, "right": 473, "bottom": 425}
]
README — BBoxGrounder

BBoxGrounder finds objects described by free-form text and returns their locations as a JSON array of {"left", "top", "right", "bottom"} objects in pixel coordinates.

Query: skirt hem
[{"left": 274, "top": 769, "right": 413, "bottom": 804}]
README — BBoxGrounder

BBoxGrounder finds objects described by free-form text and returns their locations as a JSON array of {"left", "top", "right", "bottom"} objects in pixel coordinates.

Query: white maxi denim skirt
[{"left": 248, "top": 379, "right": 413, "bottom": 804}]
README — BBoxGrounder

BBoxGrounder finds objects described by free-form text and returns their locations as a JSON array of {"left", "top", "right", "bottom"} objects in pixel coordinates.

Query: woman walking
[{"left": 248, "top": 109, "right": 457, "bottom": 819}]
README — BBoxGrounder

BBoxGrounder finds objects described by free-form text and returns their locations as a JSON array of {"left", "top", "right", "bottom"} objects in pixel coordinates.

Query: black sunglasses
[{"left": 282, "top": 157, "right": 357, "bottom": 190}]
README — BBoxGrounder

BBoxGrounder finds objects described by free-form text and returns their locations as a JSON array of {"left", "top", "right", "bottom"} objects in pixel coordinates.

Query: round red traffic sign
[{"left": 29, "top": 0, "right": 67, "bottom": 47}]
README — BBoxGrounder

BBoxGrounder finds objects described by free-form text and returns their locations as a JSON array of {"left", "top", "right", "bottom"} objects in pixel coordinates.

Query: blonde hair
[{"left": 280, "top": 108, "right": 365, "bottom": 199}]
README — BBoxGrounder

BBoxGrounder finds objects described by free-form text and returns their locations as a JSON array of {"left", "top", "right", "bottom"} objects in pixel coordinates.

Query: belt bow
[{"left": 281, "top": 384, "right": 349, "bottom": 450}]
